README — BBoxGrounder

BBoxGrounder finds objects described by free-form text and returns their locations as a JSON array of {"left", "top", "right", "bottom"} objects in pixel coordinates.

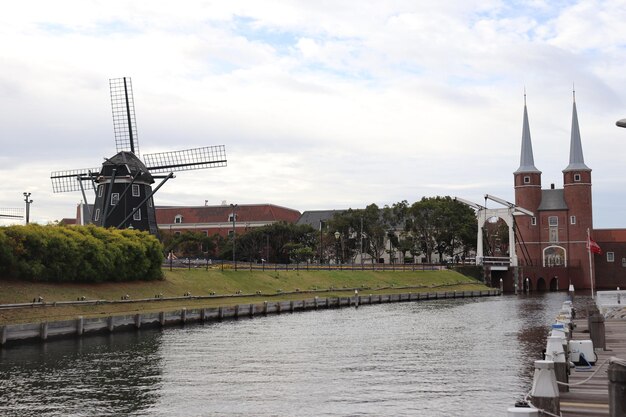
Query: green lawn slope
[{"left": 0, "top": 268, "right": 489, "bottom": 325}]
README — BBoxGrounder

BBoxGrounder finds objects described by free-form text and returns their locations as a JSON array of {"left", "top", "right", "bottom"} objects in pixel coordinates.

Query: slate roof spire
[
  {"left": 563, "top": 89, "right": 590, "bottom": 172},
  {"left": 515, "top": 91, "right": 541, "bottom": 174}
]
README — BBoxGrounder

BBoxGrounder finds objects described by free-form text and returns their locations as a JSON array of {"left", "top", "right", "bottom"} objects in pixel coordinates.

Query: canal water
[{"left": 0, "top": 293, "right": 567, "bottom": 416}]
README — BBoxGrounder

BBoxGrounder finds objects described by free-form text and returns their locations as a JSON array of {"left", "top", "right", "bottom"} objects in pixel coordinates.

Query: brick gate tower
[{"left": 513, "top": 93, "right": 593, "bottom": 291}]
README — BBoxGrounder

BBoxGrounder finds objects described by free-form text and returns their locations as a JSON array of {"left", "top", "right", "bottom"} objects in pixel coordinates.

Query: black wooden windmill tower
[{"left": 50, "top": 77, "right": 227, "bottom": 235}]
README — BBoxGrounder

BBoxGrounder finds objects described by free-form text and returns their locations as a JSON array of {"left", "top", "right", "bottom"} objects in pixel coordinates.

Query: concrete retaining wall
[{"left": 0, "top": 290, "right": 500, "bottom": 346}]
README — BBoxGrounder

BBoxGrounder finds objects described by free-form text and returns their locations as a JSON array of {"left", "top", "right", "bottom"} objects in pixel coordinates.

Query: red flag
[{"left": 587, "top": 236, "right": 602, "bottom": 255}]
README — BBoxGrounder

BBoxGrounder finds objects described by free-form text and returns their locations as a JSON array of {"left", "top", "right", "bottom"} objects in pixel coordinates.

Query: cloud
[{"left": 1, "top": 0, "right": 625, "bottom": 228}]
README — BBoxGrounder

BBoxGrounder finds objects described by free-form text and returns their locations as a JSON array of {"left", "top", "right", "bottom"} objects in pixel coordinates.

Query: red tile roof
[{"left": 155, "top": 204, "right": 301, "bottom": 225}]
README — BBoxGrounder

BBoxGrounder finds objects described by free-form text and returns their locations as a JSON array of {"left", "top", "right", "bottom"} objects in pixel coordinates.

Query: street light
[
  {"left": 334, "top": 231, "right": 340, "bottom": 265},
  {"left": 230, "top": 203, "right": 238, "bottom": 269},
  {"left": 23, "top": 192, "right": 32, "bottom": 225}
]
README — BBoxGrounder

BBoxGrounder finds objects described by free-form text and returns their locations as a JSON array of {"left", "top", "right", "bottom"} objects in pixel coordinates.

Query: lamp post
[
  {"left": 334, "top": 231, "right": 340, "bottom": 265},
  {"left": 230, "top": 203, "right": 237, "bottom": 269},
  {"left": 319, "top": 220, "right": 323, "bottom": 265},
  {"left": 23, "top": 192, "right": 32, "bottom": 225}
]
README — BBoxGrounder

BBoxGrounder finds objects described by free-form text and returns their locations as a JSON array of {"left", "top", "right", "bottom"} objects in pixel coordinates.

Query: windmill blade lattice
[
  {"left": 110, "top": 77, "right": 139, "bottom": 156},
  {"left": 0, "top": 208, "right": 23, "bottom": 219},
  {"left": 51, "top": 168, "right": 99, "bottom": 193},
  {"left": 144, "top": 145, "right": 227, "bottom": 174}
]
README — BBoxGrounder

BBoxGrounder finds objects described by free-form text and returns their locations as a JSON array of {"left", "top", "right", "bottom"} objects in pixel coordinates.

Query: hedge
[{"left": 0, "top": 224, "right": 163, "bottom": 282}]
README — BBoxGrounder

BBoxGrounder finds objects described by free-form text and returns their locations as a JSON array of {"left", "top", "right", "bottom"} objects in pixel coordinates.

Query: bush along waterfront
[{"left": 0, "top": 224, "right": 163, "bottom": 282}]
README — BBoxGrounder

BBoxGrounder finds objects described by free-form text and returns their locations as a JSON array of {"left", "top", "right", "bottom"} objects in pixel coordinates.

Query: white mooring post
[
  {"left": 529, "top": 360, "right": 560, "bottom": 415},
  {"left": 545, "top": 336, "right": 568, "bottom": 392},
  {"left": 506, "top": 406, "right": 539, "bottom": 416}
]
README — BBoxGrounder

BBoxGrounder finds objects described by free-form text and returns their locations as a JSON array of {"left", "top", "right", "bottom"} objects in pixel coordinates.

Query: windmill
[{"left": 50, "top": 77, "right": 227, "bottom": 235}]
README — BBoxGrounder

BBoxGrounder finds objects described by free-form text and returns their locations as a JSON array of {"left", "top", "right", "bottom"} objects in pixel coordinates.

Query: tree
[{"left": 409, "top": 196, "right": 477, "bottom": 263}]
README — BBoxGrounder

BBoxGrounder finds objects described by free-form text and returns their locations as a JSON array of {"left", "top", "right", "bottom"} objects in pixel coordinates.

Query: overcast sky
[{"left": 1, "top": 0, "right": 626, "bottom": 228}]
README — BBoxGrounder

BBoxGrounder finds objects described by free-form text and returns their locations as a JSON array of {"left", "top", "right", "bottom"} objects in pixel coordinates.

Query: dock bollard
[
  {"left": 545, "top": 336, "right": 568, "bottom": 392},
  {"left": 529, "top": 360, "right": 560, "bottom": 415},
  {"left": 506, "top": 406, "right": 539, "bottom": 416},
  {"left": 608, "top": 357, "right": 626, "bottom": 417}
]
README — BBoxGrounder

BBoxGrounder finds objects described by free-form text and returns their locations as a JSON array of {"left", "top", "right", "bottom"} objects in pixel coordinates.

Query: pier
[
  {"left": 512, "top": 291, "right": 626, "bottom": 417},
  {"left": 560, "top": 317, "right": 626, "bottom": 416}
]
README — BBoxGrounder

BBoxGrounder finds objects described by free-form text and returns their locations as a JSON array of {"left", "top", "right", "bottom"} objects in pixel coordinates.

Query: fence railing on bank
[{"left": 163, "top": 259, "right": 477, "bottom": 272}]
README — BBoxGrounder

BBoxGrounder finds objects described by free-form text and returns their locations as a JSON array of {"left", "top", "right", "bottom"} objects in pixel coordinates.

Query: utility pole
[{"left": 23, "top": 192, "right": 33, "bottom": 225}]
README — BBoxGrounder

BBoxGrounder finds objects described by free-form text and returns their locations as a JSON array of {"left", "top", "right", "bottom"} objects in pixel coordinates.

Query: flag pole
[{"left": 587, "top": 228, "right": 595, "bottom": 299}]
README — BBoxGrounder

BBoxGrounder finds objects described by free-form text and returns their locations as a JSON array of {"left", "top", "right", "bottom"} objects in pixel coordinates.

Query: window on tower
[
  {"left": 523, "top": 176, "right": 530, "bottom": 184},
  {"left": 132, "top": 184, "right": 140, "bottom": 197},
  {"left": 570, "top": 216, "right": 576, "bottom": 225},
  {"left": 111, "top": 193, "right": 119, "bottom": 206},
  {"left": 574, "top": 173, "right": 581, "bottom": 182},
  {"left": 98, "top": 185, "right": 104, "bottom": 197},
  {"left": 133, "top": 208, "right": 141, "bottom": 221},
  {"left": 531, "top": 217, "right": 537, "bottom": 226},
  {"left": 94, "top": 208, "right": 100, "bottom": 221},
  {"left": 548, "top": 216, "right": 559, "bottom": 242},
  {"left": 607, "top": 252, "right": 615, "bottom": 262}
]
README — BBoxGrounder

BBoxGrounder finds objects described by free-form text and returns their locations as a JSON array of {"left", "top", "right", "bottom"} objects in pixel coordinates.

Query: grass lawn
[{"left": 0, "top": 268, "right": 490, "bottom": 325}]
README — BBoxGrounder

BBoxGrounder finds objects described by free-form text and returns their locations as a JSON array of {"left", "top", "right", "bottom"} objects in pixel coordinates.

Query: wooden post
[
  {"left": 290, "top": 300, "right": 294, "bottom": 312},
  {"left": 277, "top": 302, "right": 282, "bottom": 314},
  {"left": 234, "top": 305, "right": 240, "bottom": 319},
  {"left": 0, "top": 326, "right": 6, "bottom": 345},
  {"left": 263, "top": 301, "right": 268, "bottom": 315},
  {"left": 588, "top": 313, "right": 606, "bottom": 350},
  {"left": 181, "top": 308, "right": 187, "bottom": 323},
  {"left": 218, "top": 306, "right": 224, "bottom": 320},
  {"left": 608, "top": 357, "right": 626, "bottom": 417},
  {"left": 200, "top": 309, "right": 206, "bottom": 322},
  {"left": 314, "top": 297, "right": 319, "bottom": 309},
  {"left": 107, "top": 316, "right": 115, "bottom": 332},
  {"left": 249, "top": 304, "right": 254, "bottom": 317},
  {"left": 40, "top": 322, "right": 48, "bottom": 340},
  {"left": 159, "top": 312, "right": 166, "bottom": 326},
  {"left": 76, "top": 316, "right": 84, "bottom": 335}
]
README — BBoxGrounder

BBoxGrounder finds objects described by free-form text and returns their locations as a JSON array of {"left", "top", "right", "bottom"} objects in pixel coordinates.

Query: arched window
[{"left": 543, "top": 245, "right": 567, "bottom": 267}]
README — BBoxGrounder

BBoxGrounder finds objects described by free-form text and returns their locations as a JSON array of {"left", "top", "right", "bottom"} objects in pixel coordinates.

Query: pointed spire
[
  {"left": 563, "top": 94, "right": 590, "bottom": 172},
  {"left": 515, "top": 93, "right": 541, "bottom": 174}
]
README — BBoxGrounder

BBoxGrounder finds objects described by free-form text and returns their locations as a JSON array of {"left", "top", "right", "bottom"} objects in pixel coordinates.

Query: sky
[{"left": 1, "top": 0, "right": 626, "bottom": 228}]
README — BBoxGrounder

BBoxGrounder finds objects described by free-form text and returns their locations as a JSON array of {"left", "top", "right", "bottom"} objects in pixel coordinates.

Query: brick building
[
  {"left": 155, "top": 203, "right": 301, "bottom": 237},
  {"left": 513, "top": 96, "right": 626, "bottom": 292}
]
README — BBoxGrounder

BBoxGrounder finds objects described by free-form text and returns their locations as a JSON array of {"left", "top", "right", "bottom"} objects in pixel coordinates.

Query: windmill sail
[
  {"left": 0, "top": 208, "right": 23, "bottom": 219},
  {"left": 50, "top": 168, "right": 99, "bottom": 193},
  {"left": 144, "top": 145, "right": 227, "bottom": 174},
  {"left": 110, "top": 77, "right": 139, "bottom": 156}
]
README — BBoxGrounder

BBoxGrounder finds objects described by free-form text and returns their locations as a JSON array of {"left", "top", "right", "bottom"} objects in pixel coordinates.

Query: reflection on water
[
  {"left": 0, "top": 293, "right": 566, "bottom": 416},
  {"left": 0, "top": 331, "right": 164, "bottom": 416}
]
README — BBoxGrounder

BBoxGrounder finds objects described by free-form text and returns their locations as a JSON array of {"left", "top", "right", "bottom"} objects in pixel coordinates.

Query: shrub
[{"left": 0, "top": 224, "right": 163, "bottom": 282}]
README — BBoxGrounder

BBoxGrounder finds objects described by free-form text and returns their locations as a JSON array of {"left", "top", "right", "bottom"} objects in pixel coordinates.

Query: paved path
[{"left": 560, "top": 319, "right": 626, "bottom": 416}]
